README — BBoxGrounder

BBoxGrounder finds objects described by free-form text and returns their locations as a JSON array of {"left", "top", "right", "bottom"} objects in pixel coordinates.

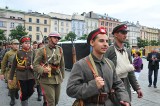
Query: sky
[{"left": 0, "top": 0, "right": 160, "bottom": 28}]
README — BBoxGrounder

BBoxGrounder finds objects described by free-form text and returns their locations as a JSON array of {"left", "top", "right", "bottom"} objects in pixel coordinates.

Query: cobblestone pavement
[{"left": 0, "top": 58, "right": 160, "bottom": 106}]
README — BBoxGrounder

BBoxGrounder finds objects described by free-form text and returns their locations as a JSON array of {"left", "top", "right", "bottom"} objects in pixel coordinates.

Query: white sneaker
[{"left": 133, "top": 91, "right": 136, "bottom": 94}]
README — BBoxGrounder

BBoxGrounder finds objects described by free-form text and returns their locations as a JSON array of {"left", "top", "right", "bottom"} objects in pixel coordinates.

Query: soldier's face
[
  {"left": 12, "top": 43, "right": 19, "bottom": 50},
  {"left": 22, "top": 41, "right": 30, "bottom": 50},
  {"left": 49, "top": 36, "right": 59, "bottom": 46},
  {"left": 90, "top": 34, "right": 109, "bottom": 55},
  {"left": 33, "top": 44, "right": 38, "bottom": 49},
  {"left": 115, "top": 31, "right": 127, "bottom": 43}
]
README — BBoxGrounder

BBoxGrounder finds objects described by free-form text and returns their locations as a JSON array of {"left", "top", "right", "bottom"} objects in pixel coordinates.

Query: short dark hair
[
  {"left": 33, "top": 41, "right": 38, "bottom": 44},
  {"left": 136, "top": 51, "right": 141, "bottom": 56}
]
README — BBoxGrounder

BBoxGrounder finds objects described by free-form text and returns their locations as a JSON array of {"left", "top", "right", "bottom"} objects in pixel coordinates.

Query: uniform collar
[
  {"left": 91, "top": 53, "right": 105, "bottom": 64},
  {"left": 114, "top": 43, "right": 125, "bottom": 53}
]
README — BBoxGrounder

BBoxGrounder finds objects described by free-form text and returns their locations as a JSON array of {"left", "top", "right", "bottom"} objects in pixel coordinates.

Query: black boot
[
  {"left": 43, "top": 102, "right": 47, "bottom": 106},
  {"left": 8, "top": 90, "right": 10, "bottom": 96},
  {"left": 15, "top": 89, "right": 19, "bottom": 99},
  {"left": 10, "top": 90, "right": 15, "bottom": 106},
  {"left": 37, "top": 85, "right": 42, "bottom": 101}
]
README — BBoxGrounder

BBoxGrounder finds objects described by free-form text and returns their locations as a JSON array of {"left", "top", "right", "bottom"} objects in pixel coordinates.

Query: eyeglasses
[{"left": 119, "top": 31, "right": 127, "bottom": 35}]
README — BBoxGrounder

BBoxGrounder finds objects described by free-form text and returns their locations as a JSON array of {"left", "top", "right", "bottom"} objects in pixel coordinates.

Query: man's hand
[
  {"left": 0, "top": 75, "right": 4, "bottom": 80},
  {"left": 120, "top": 101, "right": 130, "bottom": 106},
  {"left": 95, "top": 76, "right": 104, "bottom": 89},
  {"left": 8, "top": 80, "right": 13, "bottom": 84},
  {"left": 137, "top": 89, "right": 143, "bottom": 98}
]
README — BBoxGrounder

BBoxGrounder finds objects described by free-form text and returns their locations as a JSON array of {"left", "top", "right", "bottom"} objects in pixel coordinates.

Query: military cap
[
  {"left": 33, "top": 41, "right": 38, "bottom": 44},
  {"left": 87, "top": 27, "right": 107, "bottom": 45},
  {"left": 10, "top": 39, "right": 19, "bottom": 44},
  {"left": 112, "top": 24, "right": 128, "bottom": 35},
  {"left": 19, "top": 36, "right": 31, "bottom": 44},
  {"left": 48, "top": 32, "right": 61, "bottom": 39}
]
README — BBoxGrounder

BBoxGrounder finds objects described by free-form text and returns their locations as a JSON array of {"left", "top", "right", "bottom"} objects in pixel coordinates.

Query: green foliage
[
  {"left": 0, "top": 29, "right": 6, "bottom": 40},
  {"left": 9, "top": 25, "right": 28, "bottom": 40},
  {"left": 78, "top": 34, "right": 88, "bottom": 40},
  {"left": 137, "top": 37, "right": 160, "bottom": 48},
  {"left": 124, "top": 41, "right": 130, "bottom": 48},
  {"left": 65, "top": 32, "right": 77, "bottom": 41}
]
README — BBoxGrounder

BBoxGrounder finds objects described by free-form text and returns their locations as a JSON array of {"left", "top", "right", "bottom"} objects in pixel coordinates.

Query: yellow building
[{"left": 24, "top": 11, "right": 51, "bottom": 42}]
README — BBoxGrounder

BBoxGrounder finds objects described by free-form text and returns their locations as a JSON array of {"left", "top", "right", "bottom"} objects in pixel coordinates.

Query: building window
[
  {"left": 29, "top": 26, "right": 32, "bottom": 31},
  {"left": 66, "top": 29, "right": 68, "bottom": 33},
  {"left": 10, "top": 22, "right": 14, "bottom": 28},
  {"left": 36, "top": 35, "right": 40, "bottom": 41},
  {"left": 66, "top": 22, "right": 68, "bottom": 27},
  {"left": 36, "top": 27, "right": 40, "bottom": 32},
  {"left": 29, "top": 18, "right": 32, "bottom": 22},
  {"left": 44, "top": 28, "right": 47, "bottom": 32},
  {"left": 55, "top": 27, "right": 57, "bottom": 31},
  {"left": 54, "top": 21, "right": 57, "bottom": 25},
  {"left": 0, "top": 21, "right": 4, "bottom": 27},
  {"left": 61, "top": 28, "right": 64, "bottom": 33},
  {"left": 36, "top": 19, "right": 40, "bottom": 23},
  {"left": 61, "top": 22, "right": 64, "bottom": 26},
  {"left": 44, "top": 20, "right": 47, "bottom": 24}
]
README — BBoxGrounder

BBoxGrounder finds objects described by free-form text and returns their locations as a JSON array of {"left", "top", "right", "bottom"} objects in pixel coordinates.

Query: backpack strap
[{"left": 43, "top": 47, "right": 47, "bottom": 62}]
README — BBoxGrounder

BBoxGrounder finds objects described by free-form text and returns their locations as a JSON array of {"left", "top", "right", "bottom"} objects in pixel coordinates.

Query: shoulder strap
[
  {"left": 104, "top": 58, "right": 113, "bottom": 72},
  {"left": 86, "top": 58, "right": 98, "bottom": 78},
  {"left": 43, "top": 47, "right": 47, "bottom": 62}
]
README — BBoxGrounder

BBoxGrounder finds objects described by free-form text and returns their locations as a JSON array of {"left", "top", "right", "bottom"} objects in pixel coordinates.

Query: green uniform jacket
[
  {"left": 9, "top": 50, "right": 34, "bottom": 80},
  {"left": 104, "top": 44, "right": 140, "bottom": 100},
  {"left": 33, "top": 45, "right": 65, "bottom": 84},
  {"left": 67, "top": 54, "right": 130, "bottom": 106},
  {"left": 0, "top": 49, "right": 17, "bottom": 75}
]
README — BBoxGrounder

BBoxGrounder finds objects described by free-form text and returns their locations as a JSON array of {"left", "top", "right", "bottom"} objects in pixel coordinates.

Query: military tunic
[
  {"left": 33, "top": 44, "right": 65, "bottom": 106},
  {"left": 9, "top": 49, "right": 35, "bottom": 101},
  {"left": 1, "top": 49, "right": 18, "bottom": 89},
  {"left": 67, "top": 54, "right": 130, "bottom": 106},
  {"left": 105, "top": 44, "right": 141, "bottom": 100}
]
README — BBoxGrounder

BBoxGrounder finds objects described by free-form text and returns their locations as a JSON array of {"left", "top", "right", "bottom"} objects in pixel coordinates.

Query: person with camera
[
  {"left": 147, "top": 49, "right": 160, "bottom": 88},
  {"left": 67, "top": 27, "right": 130, "bottom": 106}
]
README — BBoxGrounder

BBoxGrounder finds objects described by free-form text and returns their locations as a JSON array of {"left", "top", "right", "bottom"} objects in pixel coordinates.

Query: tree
[
  {"left": 78, "top": 34, "right": 88, "bottom": 40},
  {"left": 150, "top": 40, "right": 159, "bottom": 46},
  {"left": 65, "top": 32, "right": 77, "bottom": 41},
  {"left": 9, "top": 25, "right": 28, "bottom": 40},
  {"left": 137, "top": 37, "right": 149, "bottom": 48},
  {"left": 0, "top": 29, "right": 6, "bottom": 40}
]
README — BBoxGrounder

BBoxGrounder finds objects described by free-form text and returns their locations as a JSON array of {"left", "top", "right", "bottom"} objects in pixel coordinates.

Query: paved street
[{"left": 0, "top": 58, "right": 160, "bottom": 106}]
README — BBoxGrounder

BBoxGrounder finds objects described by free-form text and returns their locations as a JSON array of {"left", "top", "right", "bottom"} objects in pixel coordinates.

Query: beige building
[
  {"left": 83, "top": 12, "right": 99, "bottom": 35},
  {"left": 84, "top": 11, "right": 121, "bottom": 43},
  {"left": 0, "top": 7, "right": 25, "bottom": 40},
  {"left": 24, "top": 11, "right": 51, "bottom": 42},
  {"left": 141, "top": 26, "right": 159, "bottom": 41},
  {"left": 48, "top": 12, "right": 72, "bottom": 38}
]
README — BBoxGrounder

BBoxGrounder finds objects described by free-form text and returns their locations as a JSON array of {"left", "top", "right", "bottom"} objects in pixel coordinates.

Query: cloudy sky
[{"left": 0, "top": 0, "right": 160, "bottom": 28}]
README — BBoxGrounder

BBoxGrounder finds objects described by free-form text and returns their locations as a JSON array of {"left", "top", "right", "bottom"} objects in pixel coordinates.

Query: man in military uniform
[
  {"left": 32, "top": 41, "right": 42, "bottom": 101},
  {"left": 8, "top": 36, "right": 35, "bottom": 106},
  {"left": 67, "top": 27, "right": 130, "bottom": 106},
  {"left": 33, "top": 32, "right": 65, "bottom": 106},
  {"left": 0, "top": 39, "right": 19, "bottom": 106},
  {"left": 105, "top": 24, "right": 143, "bottom": 101}
]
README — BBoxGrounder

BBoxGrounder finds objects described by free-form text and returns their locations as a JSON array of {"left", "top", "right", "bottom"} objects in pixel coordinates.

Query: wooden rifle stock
[{"left": 72, "top": 45, "right": 77, "bottom": 64}]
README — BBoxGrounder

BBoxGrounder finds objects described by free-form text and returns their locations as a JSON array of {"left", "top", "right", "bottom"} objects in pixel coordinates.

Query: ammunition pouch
[{"left": 84, "top": 93, "right": 108, "bottom": 104}]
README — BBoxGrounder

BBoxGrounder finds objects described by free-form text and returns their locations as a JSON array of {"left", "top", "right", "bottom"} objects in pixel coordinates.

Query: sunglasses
[{"left": 119, "top": 30, "right": 128, "bottom": 34}]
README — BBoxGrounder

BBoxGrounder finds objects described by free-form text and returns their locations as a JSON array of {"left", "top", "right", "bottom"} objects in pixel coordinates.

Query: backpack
[{"left": 140, "top": 63, "right": 143, "bottom": 70}]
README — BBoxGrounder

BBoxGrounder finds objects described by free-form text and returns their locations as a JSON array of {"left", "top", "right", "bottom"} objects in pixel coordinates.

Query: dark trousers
[
  {"left": 18, "top": 79, "right": 35, "bottom": 101},
  {"left": 148, "top": 67, "right": 159, "bottom": 86}
]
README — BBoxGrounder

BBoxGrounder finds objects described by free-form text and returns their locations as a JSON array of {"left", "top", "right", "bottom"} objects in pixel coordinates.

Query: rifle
[{"left": 71, "top": 38, "right": 77, "bottom": 64}]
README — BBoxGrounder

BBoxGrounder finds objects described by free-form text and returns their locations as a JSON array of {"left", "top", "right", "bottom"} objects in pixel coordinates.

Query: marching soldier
[
  {"left": 0, "top": 39, "right": 19, "bottom": 106},
  {"left": 8, "top": 36, "right": 35, "bottom": 106},
  {"left": 32, "top": 41, "right": 42, "bottom": 101},
  {"left": 33, "top": 32, "right": 65, "bottom": 106}
]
